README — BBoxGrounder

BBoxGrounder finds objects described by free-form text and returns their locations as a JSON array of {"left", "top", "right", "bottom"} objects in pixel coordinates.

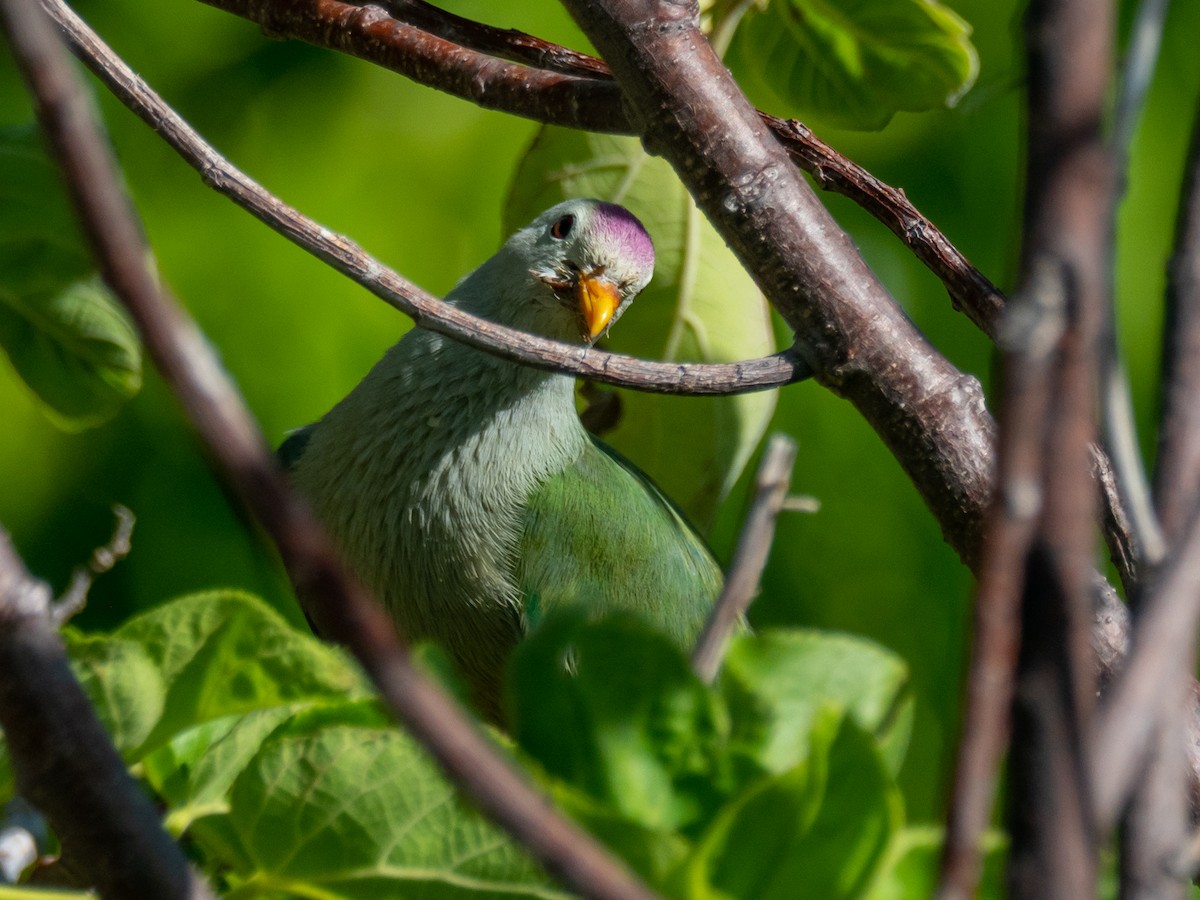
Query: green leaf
[
  {"left": 508, "top": 614, "right": 730, "bottom": 834},
  {"left": 216, "top": 723, "right": 567, "bottom": 899},
  {"left": 506, "top": 128, "right": 777, "bottom": 529},
  {"left": 727, "top": 0, "right": 979, "bottom": 130},
  {"left": 548, "top": 781, "right": 694, "bottom": 888},
  {"left": 117, "top": 590, "right": 368, "bottom": 755},
  {"left": 66, "top": 633, "right": 167, "bottom": 759},
  {"left": 67, "top": 590, "right": 367, "bottom": 762},
  {"left": 722, "top": 629, "right": 913, "bottom": 776},
  {"left": 678, "top": 713, "right": 901, "bottom": 900},
  {"left": 0, "top": 126, "right": 142, "bottom": 430},
  {"left": 865, "top": 826, "right": 1006, "bottom": 900},
  {"left": 0, "top": 887, "right": 95, "bottom": 899}
]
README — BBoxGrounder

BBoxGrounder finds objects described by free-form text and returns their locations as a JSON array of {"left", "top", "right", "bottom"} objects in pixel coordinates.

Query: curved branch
[
  {"left": 197, "top": 0, "right": 1006, "bottom": 338},
  {"left": 15, "top": 1, "right": 660, "bottom": 897},
  {"left": 47, "top": 0, "right": 806, "bottom": 396}
]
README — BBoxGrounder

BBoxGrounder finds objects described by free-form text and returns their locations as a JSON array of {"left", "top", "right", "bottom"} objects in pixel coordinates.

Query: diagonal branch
[
  {"left": 0, "top": 525, "right": 213, "bottom": 899},
  {"left": 12, "top": 0, "right": 660, "bottom": 897},
  {"left": 45, "top": 0, "right": 807, "bottom": 397},
  {"left": 197, "top": 0, "right": 1006, "bottom": 337}
]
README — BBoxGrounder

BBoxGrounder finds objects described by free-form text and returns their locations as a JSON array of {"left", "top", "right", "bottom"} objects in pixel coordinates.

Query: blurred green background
[{"left": 1, "top": 0, "right": 1198, "bottom": 825}]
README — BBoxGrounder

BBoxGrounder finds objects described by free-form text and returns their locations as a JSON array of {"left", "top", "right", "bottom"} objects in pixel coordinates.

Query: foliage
[
  {"left": 2, "top": 0, "right": 1199, "bottom": 896},
  {"left": 0, "top": 591, "right": 979, "bottom": 898},
  {"left": 727, "top": 0, "right": 979, "bottom": 130},
  {"left": 0, "top": 127, "right": 141, "bottom": 431}
]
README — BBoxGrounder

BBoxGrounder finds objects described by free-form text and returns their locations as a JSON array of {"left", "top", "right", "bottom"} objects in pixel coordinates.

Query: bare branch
[
  {"left": 1094, "top": 89, "right": 1200, "bottom": 852},
  {"left": 375, "top": 0, "right": 612, "bottom": 78},
  {"left": 1107, "top": 3, "right": 1185, "bottom": 893},
  {"left": 1094, "top": 444, "right": 1140, "bottom": 592},
  {"left": 198, "top": 0, "right": 1007, "bottom": 338},
  {"left": 1092, "top": 499, "right": 1200, "bottom": 831},
  {"left": 1155, "top": 94, "right": 1200, "bottom": 538},
  {"left": 52, "top": 505, "right": 134, "bottom": 626},
  {"left": 1096, "top": 0, "right": 1173, "bottom": 574},
  {"left": 692, "top": 433, "right": 797, "bottom": 684},
  {"left": 44, "top": 0, "right": 806, "bottom": 398},
  {"left": 15, "top": 1, "right": 658, "bottom": 897},
  {"left": 940, "top": 0, "right": 1111, "bottom": 894}
]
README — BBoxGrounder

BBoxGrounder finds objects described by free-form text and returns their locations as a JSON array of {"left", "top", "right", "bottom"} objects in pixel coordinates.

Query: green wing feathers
[{"left": 518, "top": 435, "right": 722, "bottom": 647}]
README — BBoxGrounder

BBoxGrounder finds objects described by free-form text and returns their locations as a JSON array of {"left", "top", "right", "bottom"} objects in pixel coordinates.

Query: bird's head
[{"left": 489, "top": 199, "right": 655, "bottom": 344}]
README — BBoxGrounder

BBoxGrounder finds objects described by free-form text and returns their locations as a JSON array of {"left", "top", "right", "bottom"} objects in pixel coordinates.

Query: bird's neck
[{"left": 371, "top": 328, "right": 587, "bottom": 479}]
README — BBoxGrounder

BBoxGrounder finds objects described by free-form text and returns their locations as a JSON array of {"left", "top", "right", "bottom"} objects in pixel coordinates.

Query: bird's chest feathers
[{"left": 307, "top": 340, "right": 585, "bottom": 630}]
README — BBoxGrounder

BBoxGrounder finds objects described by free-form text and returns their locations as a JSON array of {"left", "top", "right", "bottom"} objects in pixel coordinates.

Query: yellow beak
[{"left": 577, "top": 274, "right": 621, "bottom": 340}]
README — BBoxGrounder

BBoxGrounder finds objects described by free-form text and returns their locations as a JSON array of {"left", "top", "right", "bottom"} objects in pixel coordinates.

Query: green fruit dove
[{"left": 281, "top": 200, "right": 723, "bottom": 719}]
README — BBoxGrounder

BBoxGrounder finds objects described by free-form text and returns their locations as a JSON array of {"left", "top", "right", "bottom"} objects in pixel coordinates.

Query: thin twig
[
  {"left": 52, "top": 504, "right": 134, "bottom": 626},
  {"left": 692, "top": 434, "right": 797, "bottom": 683},
  {"left": 1095, "top": 90, "right": 1200, "bottom": 844},
  {"left": 1092, "top": 494, "right": 1200, "bottom": 831},
  {"left": 45, "top": 0, "right": 807, "bottom": 397},
  {"left": 1094, "top": 443, "right": 1140, "bottom": 592},
  {"left": 199, "top": 0, "right": 1007, "bottom": 338},
  {"left": 1107, "top": 4, "right": 1183, "bottom": 893},
  {"left": 16, "top": 1, "right": 658, "bottom": 897},
  {"left": 1155, "top": 92, "right": 1200, "bottom": 539},
  {"left": 1097, "top": 0, "right": 1172, "bottom": 574},
  {"left": 374, "top": 0, "right": 612, "bottom": 77}
]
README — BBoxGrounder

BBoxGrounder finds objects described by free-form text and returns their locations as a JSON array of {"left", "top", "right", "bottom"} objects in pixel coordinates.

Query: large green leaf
[
  {"left": 0, "top": 127, "right": 142, "bottom": 430},
  {"left": 865, "top": 826, "right": 1006, "bottom": 900},
  {"left": 675, "top": 712, "right": 901, "bottom": 900},
  {"left": 728, "top": 0, "right": 979, "bottom": 130},
  {"left": 65, "top": 590, "right": 367, "bottom": 761},
  {"left": 215, "top": 722, "right": 567, "bottom": 899},
  {"left": 506, "top": 129, "right": 777, "bottom": 530},
  {"left": 721, "top": 629, "right": 913, "bottom": 776},
  {"left": 508, "top": 614, "right": 731, "bottom": 835}
]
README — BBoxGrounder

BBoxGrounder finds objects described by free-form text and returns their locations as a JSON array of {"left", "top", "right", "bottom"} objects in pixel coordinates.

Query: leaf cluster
[{"left": 0, "top": 593, "right": 1003, "bottom": 898}]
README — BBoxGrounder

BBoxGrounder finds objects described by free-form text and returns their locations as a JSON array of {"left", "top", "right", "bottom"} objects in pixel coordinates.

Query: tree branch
[
  {"left": 197, "top": 0, "right": 1007, "bottom": 338},
  {"left": 12, "top": 1, "right": 661, "bottom": 897},
  {"left": 1104, "top": 1, "right": 1185, "bottom": 894},
  {"left": 940, "top": 0, "right": 1112, "bottom": 894},
  {"left": 1096, "top": 0, "right": 1173, "bottom": 575},
  {"left": 0, "top": 525, "right": 210, "bottom": 899},
  {"left": 692, "top": 433, "right": 797, "bottom": 684},
  {"left": 1094, "top": 87, "right": 1200, "bottom": 871},
  {"left": 44, "top": 0, "right": 807, "bottom": 398}
]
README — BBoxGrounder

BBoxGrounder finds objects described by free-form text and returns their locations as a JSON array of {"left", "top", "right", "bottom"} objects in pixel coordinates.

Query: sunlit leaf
[
  {"left": 728, "top": 0, "right": 979, "bottom": 130},
  {"left": 865, "top": 826, "right": 1006, "bottom": 900},
  {"left": 508, "top": 613, "right": 730, "bottom": 834},
  {"left": 215, "top": 722, "right": 567, "bottom": 899},
  {"left": 507, "top": 128, "right": 777, "bottom": 530},
  {"left": 722, "top": 629, "right": 913, "bottom": 776},
  {"left": 112, "top": 589, "right": 368, "bottom": 756},
  {"left": 676, "top": 713, "right": 901, "bottom": 900},
  {"left": 0, "top": 127, "right": 142, "bottom": 430}
]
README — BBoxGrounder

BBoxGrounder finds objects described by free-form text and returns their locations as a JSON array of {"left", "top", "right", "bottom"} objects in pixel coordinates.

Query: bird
[{"left": 280, "top": 199, "right": 723, "bottom": 719}]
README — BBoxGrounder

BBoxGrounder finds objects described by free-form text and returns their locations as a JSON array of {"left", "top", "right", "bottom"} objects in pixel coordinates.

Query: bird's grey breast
[{"left": 293, "top": 331, "right": 585, "bottom": 644}]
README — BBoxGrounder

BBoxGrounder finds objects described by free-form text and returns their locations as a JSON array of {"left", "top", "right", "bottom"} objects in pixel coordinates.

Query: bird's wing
[
  {"left": 277, "top": 424, "right": 316, "bottom": 472},
  {"left": 517, "top": 434, "right": 722, "bottom": 647}
]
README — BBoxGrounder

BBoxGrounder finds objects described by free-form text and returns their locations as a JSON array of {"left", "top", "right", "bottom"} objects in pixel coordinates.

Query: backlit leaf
[{"left": 728, "top": 0, "right": 979, "bottom": 130}]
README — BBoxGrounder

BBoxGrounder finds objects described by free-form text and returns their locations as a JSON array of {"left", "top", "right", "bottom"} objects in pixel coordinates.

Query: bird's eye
[{"left": 549, "top": 214, "right": 575, "bottom": 240}]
